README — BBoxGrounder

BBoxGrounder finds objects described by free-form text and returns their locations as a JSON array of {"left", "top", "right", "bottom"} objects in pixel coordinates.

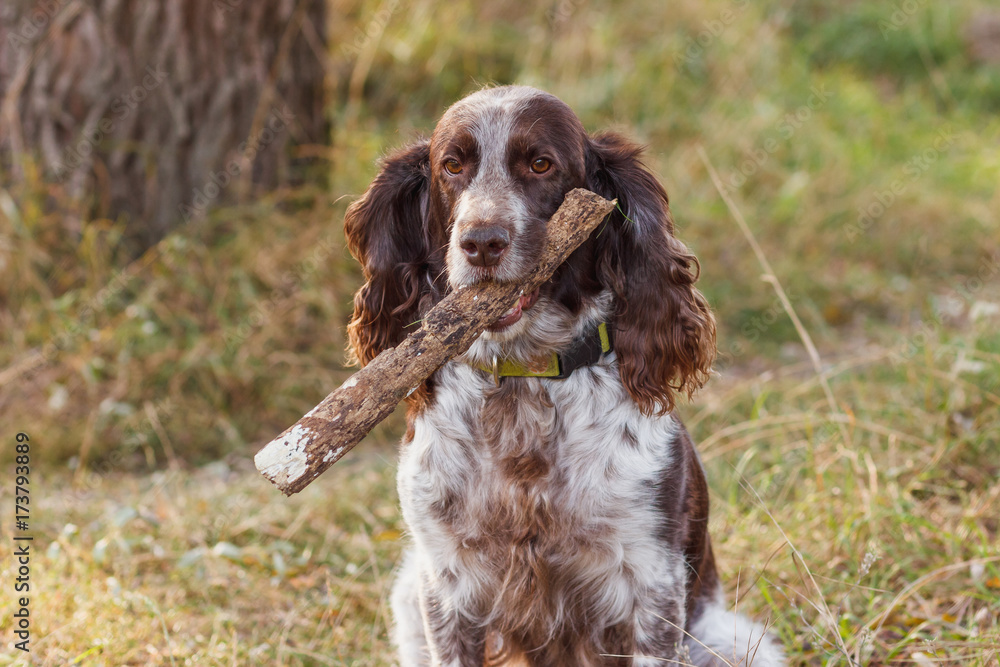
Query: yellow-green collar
[{"left": 471, "top": 322, "right": 612, "bottom": 385}]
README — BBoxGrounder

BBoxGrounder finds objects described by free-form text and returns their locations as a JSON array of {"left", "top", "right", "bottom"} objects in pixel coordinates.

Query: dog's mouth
[{"left": 487, "top": 288, "right": 539, "bottom": 332}]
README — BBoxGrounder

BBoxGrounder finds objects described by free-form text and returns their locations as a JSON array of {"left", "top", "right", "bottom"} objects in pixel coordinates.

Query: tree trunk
[{"left": 0, "top": 0, "right": 327, "bottom": 248}]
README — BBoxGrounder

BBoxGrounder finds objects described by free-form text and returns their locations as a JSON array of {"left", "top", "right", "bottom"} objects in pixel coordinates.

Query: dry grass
[
  {"left": 0, "top": 450, "right": 403, "bottom": 666},
  {"left": 2, "top": 330, "right": 998, "bottom": 664}
]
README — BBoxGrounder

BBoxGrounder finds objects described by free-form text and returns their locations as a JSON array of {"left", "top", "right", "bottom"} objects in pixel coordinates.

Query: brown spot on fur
[
  {"left": 429, "top": 488, "right": 462, "bottom": 525},
  {"left": 499, "top": 452, "right": 550, "bottom": 483},
  {"left": 481, "top": 380, "right": 555, "bottom": 485}
]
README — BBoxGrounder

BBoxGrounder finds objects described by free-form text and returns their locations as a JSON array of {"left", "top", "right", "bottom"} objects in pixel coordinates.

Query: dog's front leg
[
  {"left": 418, "top": 574, "right": 486, "bottom": 667},
  {"left": 630, "top": 593, "right": 687, "bottom": 667}
]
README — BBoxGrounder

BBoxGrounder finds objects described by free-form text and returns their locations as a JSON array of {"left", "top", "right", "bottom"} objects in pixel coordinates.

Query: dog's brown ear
[
  {"left": 345, "top": 140, "right": 433, "bottom": 366},
  {"left": 585, "top": 132, "right": 716, "bottom": 415}
]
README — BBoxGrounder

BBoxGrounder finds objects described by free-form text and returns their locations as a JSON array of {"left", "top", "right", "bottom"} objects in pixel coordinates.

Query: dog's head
[{"left": 345, "top": 85, "right": 715, "bottom": 414}]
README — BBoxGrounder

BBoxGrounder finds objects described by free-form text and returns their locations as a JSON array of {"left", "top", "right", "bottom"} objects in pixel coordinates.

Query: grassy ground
[{"left": 2, "top": 0, "right": 999, "bottom": 664}]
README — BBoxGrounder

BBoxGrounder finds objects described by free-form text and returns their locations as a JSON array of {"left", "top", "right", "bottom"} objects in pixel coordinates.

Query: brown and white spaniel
[{"left": 344, "top": 85, "right": 783, "bottom": 666}]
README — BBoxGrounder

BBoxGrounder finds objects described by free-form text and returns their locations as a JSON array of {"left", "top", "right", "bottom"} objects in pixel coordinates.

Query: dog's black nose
[{"left": 460, "top": 226, "right": 510, "bottom": 267}]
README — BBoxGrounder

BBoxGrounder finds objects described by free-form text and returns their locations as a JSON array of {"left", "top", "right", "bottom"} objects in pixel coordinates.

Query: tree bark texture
[{"left": 0, "top": 0, "right": 326, "bottom": 247}]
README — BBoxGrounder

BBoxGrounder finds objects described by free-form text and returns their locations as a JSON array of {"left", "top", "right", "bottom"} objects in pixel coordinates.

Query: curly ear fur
[
  {"left": 345, "top": 140, "right": 438, "bottom": 367},
  {"left": 586, "top": 132, "right": 717, "bottom": 415}
]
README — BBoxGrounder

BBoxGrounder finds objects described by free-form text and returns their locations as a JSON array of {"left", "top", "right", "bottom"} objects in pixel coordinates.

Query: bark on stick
[{"left": 254, "top": 189, "right": 615, "bottom": 495}]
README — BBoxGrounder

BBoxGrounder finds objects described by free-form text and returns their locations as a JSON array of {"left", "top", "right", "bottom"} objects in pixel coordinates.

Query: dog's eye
[
  {"left": 444, "top": 159, "right": 463, "bottom": 175},
  {"left": 531, "top": 158, "right": 551, "bottom": 174}
]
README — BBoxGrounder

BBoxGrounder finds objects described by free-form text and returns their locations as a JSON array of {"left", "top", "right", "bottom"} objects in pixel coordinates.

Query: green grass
[{"left": 2, "top": 0, "right": 999, "bottom": 664}]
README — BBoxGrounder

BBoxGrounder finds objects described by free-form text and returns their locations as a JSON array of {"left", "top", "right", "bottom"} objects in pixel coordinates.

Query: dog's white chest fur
[{"left": 397, "top": 361, "right": 684, "bottom": 637}]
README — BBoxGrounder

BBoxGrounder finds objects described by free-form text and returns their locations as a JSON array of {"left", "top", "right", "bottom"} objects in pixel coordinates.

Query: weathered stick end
[{"left": 254, "top": 423, "right": 321, "bottom": 496}]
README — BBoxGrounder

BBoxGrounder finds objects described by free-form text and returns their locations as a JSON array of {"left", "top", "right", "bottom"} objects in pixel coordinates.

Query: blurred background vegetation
[{"left": 1, "top": 0, "right": 999, "bottom": 664}]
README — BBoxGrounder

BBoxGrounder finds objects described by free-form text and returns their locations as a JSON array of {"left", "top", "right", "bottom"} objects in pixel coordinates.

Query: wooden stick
[{"left": 254, "top": 189, "right": 615, "bottom": 495}]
